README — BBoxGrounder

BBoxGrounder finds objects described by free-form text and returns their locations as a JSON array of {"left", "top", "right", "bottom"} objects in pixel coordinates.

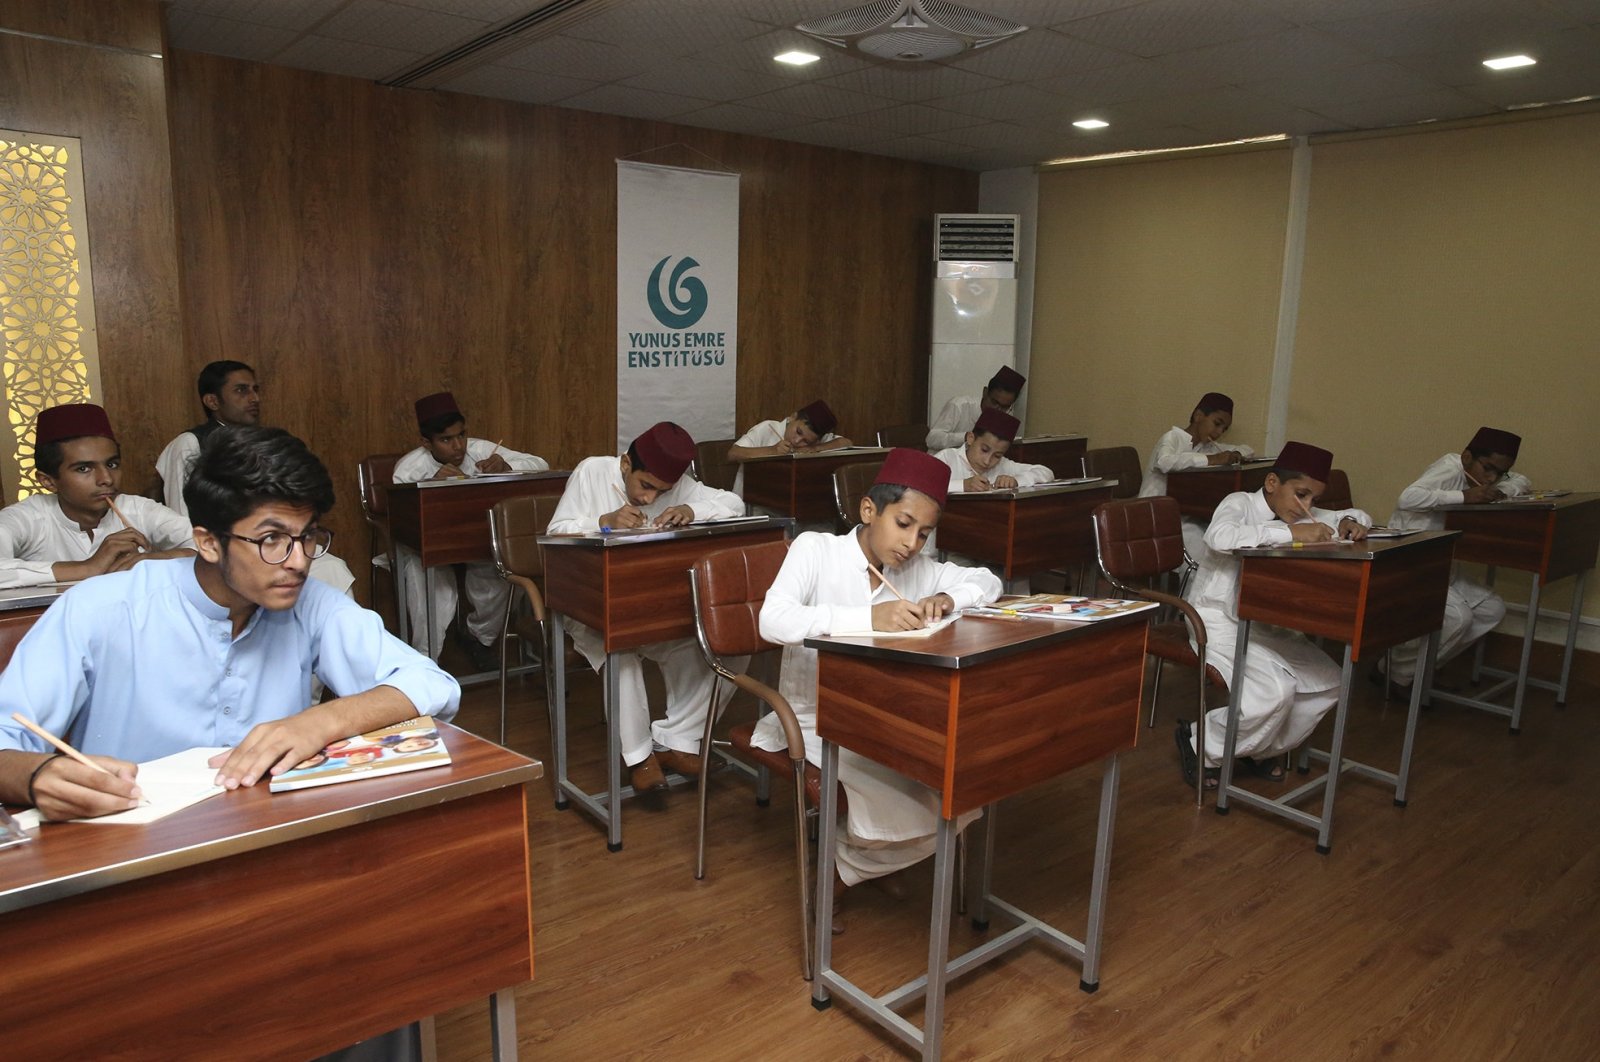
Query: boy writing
[
  {"left": 1138, "top": 392, "right": 1257, "bottom": 561},
  {"left": 728, "top": 399, "right": 852, "bottom": 497},
  {"left": 926, "top": 365, "right": 1025, "bottom": 451},
  {"left": 932, "top": 408, "right": 1053, "bottom": 493},
  {"left": 757, "top": 448, "right": 1000, "bottom": 918},
  {"left": 1378, "top": 426, "right": 1529, "bottom": 693},
  {"left": 1176, "top": 441, "right": 1370, "bottom": 791},
  {"left": 546, "top": 421, "right": 745, "bottom": 794}
]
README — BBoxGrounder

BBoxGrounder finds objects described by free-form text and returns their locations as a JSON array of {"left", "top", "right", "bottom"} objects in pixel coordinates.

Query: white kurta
[
  {"left": 1185, "top": 490, "right": 1371, "bottom": 767},
  {"left": 392, "top": 438, "right": 549, "bottom": 658},
  {"left": 1139, "top": 425, "right": 1258, "bottom": 563},
  {"left": 0, "top": 494, "right": 195, "bottom": 588},
  {"left": 729, "top": 418, "right": 837, "bottom": 497},
  {"left": 925, "top": 395, "right": 1025, "bottom": 452},
  {"left": 548, "top": 454, "right": 746, "bottom": 764},
  {"left": 756, "top": 528, "right": 1000, "bottom": 884},
  {"left": 1382, "top": 453, "right": 1531, "bottom": 684},
  {"left": 155, "top": 428, "right": 358, "bottom": 598}
]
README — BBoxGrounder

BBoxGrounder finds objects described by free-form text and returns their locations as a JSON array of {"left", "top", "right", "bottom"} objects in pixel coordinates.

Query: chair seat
[
  {"left": 728, "top": 721, "right": 845, "bottom": 816},
  {"left": 1148, "top": 622, "right": 1227, "bottom": 689}
]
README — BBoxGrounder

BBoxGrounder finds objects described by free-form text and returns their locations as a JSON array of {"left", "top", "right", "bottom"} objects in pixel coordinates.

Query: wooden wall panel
[
  {"left": 165, "top": 51, "right": 974, "bottom": 593},
  {"left": 0, "top": 0, "right": 186, "bottom": 495}
]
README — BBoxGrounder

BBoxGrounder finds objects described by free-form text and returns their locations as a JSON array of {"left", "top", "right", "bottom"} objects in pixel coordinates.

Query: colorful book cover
[
  {"left": 269, "top": 718, "right": 451, "bottom": 793},
  {"left": 967, "top": 593, "right": 1158, "bottom": 622}
]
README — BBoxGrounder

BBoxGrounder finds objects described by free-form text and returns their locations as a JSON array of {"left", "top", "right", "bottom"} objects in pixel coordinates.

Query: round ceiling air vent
[{"left": 797, "top": 1, "right": 1027, "bottom": 63}]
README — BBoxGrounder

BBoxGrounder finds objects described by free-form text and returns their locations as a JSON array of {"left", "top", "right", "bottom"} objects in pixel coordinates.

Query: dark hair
[
  {"left": 1465, "top": 444, "right": 1514, "bottom": 463},
  {"left": 1195, "top": 398, "right": 1230, "bottom": 415},
  {"left": 1269, "top": 465, "right": 1315, "bottom": 484},
  {"left": 419, "top": 411, "right": 465, "bottom": 438},
  {"left": 625, "top": 441, "right": 647, "bottom": 475},
  {"left": 864, "top": 483, "right": 908, "bottom": 510},
  {"left": 185, "top": 426, "right": 335, "bottom": 532},
  {"left": 34, "top": 437, "right": 117, "bottom": 479},
  {"left": 197, "top": 360, "right": 255, "bottom": 419}
]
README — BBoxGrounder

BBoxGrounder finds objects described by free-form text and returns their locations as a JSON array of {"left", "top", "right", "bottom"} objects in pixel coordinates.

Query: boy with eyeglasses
[
  {"left": 1377, "top": 426, "right": 1530, "bottom": 693},
  {"left": 0, "top": 425, "right": 459, "bottom": 822}
]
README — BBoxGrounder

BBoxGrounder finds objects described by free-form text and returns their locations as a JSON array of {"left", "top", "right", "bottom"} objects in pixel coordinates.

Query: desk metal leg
[
  {"left": 489, "top": 987, "right": 518, "bottom": 1061},
  {"left": 1081, "top": 753, "right": 1120, "bottom": 991},
  {"left": 606, "top": 653, "right": 623, "bottom": 851},
  {"left": 1395, "top": 630, "right": 1436, "bottom": 808},
  {"left": 812, "top": 741, "right": 840, "bottom": 1011},
  {"left": 419, "top": 1015, "right": 437, "bottom": 1062},
  {"left": 1215, "top": 618, "right": 1253, "bottom": 813},
  {"left": 1556, "top": 570, "right": 1587, "bottom": 706},
  {"left": 550, "top": 614, "right": 570, "bottom": 810},
  {"left": 1509, "top": 575, "right": 1541, "bottom": 734},
  {"left": 1313, "top": 646, "right": 1357, "bottom": 854},
  {"left": 394, "top": 550, "right": 411, "bottom": 645},
  {"left": 971, "top": 803, "right": 997, "bottom": 931},
  {"left": 920, "top": 818, "right": 958, "bottom": 1061}
]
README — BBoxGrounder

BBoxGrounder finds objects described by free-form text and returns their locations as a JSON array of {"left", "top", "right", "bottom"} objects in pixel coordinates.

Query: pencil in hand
[{"left": 9, "top": 712, "right": 147, "bottom": 804}]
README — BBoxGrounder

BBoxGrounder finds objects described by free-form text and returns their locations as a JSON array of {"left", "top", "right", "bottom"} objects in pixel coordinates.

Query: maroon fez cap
[
  {"left": 414, "top": 391, "right": 460, "bottom": 428},
  {"left": 1274, "top": 440, "right": 1333, "bottom": 483},
  {"left": 1469, "top": 426, "right": 1521, "bottom": 460},
  {"left": 874, "top": 448, "right": 949, "bottom": 507},
  {"left": 632, "top": 421, "right": 696, "bottom": 484},
  {"left": 797, "top": 400, "right": 837, "bottom": 436},
  {"left": 1196, "top": 391, "right": 1234, "bottom": 413},
  {"left": 989, "top": 365, "right": 1026, "bottom": 393},
  {"left": 36, "top": 403, "right": 115, "bottom": 447},
  {"left": 972, "top": 408, "right": 1020, "bottom": 443}
]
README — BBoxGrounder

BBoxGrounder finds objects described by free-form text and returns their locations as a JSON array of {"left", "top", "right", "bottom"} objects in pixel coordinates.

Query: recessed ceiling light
[
  {"left": 774, "top": 51, "right": 821, "bottom": 66},
  {"left": 1483, "top": 54, "right": 1536, "bottom": 70},
  {"left": 1073, "top": 118, "right": 1110, "bottom": 130}
]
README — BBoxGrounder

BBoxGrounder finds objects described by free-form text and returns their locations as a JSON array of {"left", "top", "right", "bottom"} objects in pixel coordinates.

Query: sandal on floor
[
  {"left": 1241, "top": 756, "right": 1286, "bottom": 782},
  {"left": 1174, "top": 721, "right": 1220, "bottom": 791}
]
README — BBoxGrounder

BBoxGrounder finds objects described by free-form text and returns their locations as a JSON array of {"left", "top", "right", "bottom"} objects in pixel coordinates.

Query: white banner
[{"left": 616, "top": 160, "right": 739, "bottom": 454}]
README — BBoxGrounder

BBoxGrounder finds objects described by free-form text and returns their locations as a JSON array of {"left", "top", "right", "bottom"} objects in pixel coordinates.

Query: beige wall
[{"left": 1031, "top": 147, "right": 1292, "bottom": 461}]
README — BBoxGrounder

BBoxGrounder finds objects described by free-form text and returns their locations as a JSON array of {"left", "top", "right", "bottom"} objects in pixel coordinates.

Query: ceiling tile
[
  {"left": 697, "top": 28, "right": 858, "bottom": 76},
  {"left": 165, "top": 12, "right": 303, "bottom": 61},
  {"left": 1057, "top": 0, "right": 1296, "bottom": 59},
  {"left": 314, "top": 0, "right": 489, "bottom": 53},
  {"left": 1154, "top": 26, "right": 1380, "bottom": 83},
  {"left": 272, "top": 34, "right": 422, "bottom": 80},
  {"left": 1035, "top": 58, "right": 1219, "bottom": 105},
  {"left": 1309, "top": 88, "right": 1494, "bottom": 128},
  {"left": 929, "top": 82, "right": 1085, "bottom": 121},
  {"left": 556, "top": 84, "right": 711, "bottom": 121},
  {"left": 436, "top": 64, "right": 599, "bottom": 105},
  {"left": 559, "top": 2, "right": 773, "bottom": 57},
  {"left": 673, "top": 102, "right": 808, "bottom": 136},
  {"left": 778, "top": 120, "right": 893, "bottom": 150},
  {"left": 1457, "top": 62, "right": 1600, "bottom": 106},
  {"left": 819, "top": 62, "right": 1007, "bottom": 103},
  {"left": 835, "top": 103, "right": 993, "bottom": 136},
  {"left": 392, "top": 0, "right": 539, "bottom": 19},
  {"left": 744, "top": 81, "right": 896, "bottom": 120},
  {"left": 1311, "top": 4, "right": 1577, "bottom": 59},
  {"left": 940, "top": 26, "right": 1139, "bottom": 79},
  {"left": 166, "top": 0, "right": 347, "bottom": 32},
  {"left": 616, "top": 63, "right": 797, "bottom": 103},
  {"left": 492, "top": 34, "right": 659, "bottom": 81},
  {"left": 1245, "top": 61, "right": 1447, "bottom": 111}
]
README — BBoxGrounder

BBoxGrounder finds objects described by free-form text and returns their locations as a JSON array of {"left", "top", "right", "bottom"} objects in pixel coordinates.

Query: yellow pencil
[
  {"left": 11, "top": 712, "right": 115, "bottom": 777},
  {"left": 106, "top": 495, "right": 139, "bottom": 536}
]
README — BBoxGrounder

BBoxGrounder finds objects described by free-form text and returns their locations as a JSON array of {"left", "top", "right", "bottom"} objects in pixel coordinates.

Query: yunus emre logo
[{"left": 647, "top": 255, "right": 708, "bottom": 329}]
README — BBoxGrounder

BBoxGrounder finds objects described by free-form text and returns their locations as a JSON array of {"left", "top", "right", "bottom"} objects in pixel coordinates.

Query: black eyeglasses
[{"left": 220, "top": 527, "right": 334, "bottom": 564}]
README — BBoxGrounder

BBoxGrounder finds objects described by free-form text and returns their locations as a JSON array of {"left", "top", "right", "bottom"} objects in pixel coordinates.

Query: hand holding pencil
[{"left": 9, "top": 712, "right": 144, "bottom": 820}]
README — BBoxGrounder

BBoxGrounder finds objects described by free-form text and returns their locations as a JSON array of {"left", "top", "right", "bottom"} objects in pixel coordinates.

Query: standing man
[
  {"left": 925, "top": 365, "right": 1026, "bottom": 451},
  {"left": 393, "top": 392, "right": 549, "bottom": 668}
]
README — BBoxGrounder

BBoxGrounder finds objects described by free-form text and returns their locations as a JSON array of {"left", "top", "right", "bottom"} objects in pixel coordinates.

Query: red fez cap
[
  {"left": 1468, "top": 426, "right": 1520, "bottom": 461},
  {"left": 797, "top": 400, "right": 837, "bottom": 436},
  {"left": 989, "top": 365, "right": 1026, "bottom": 393},
  {"left": 972, "top": 408, "right": 1020, "bottom": 443},
  {"left": 1274, "top": 440, "right": 1333, "bottom": 483},
  {"left": 1196, "top": 392, "right": 1234, "bottom": 414},
  {"left": 414, "top": 391, "right": 460, "bottom": 428},
  {"left": 874, "top": 448, "right": 949, "bottom": 507},
  {"left": 632, "top": 421, "right": 696, "bottom": 484},
  {"left": 36, "top": 403, "right": 115, "bottom": 447}
]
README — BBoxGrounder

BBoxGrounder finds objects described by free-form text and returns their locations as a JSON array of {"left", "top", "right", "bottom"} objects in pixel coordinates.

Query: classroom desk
[
  {"left": 540, "top": 517, "right": 792, "bottom": 850},
  {"left": 1215, "top": 531, "right": 1459, "bottom": 852},
  {"left": 807, "top": 611, "right": 1147, "bottom": 1061},
  {"left": 0, "top": 724, "right": 541, "bottom": 1061},
  {"left": 936, "top": 479, "right": 1117, "bottom": 584},
  {"left": 1434, "top": 492, "right": 1600, "bottom": 732},
  {"left": 737, "top": 447, "right": 890, "bottom": 522},
  {"left": 1164, "top": 459, "right": 1275, "bottom": 520},
  {"left": 387, "top": 470, "right": 570, "bottom": 675},
  {"left": 1006, "top": 434, "right": 1087, "bottom": 475}
]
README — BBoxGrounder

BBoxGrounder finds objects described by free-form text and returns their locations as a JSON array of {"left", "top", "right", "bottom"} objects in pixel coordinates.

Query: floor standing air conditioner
[{"left": 929, "top": 213, "right": 1019, "bottom": 424}]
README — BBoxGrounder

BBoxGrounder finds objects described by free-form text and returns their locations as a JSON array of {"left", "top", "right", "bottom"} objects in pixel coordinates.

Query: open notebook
[
  {"left": 830, "top": 612, "right": 961, "bottom": 640},
  {"left": 11, "top": 746, "right": 227, "bottom": 830}
]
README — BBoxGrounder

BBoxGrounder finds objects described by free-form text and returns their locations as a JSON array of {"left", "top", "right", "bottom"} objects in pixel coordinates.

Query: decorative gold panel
[{"left": 0, "top": 132, "right": 102, "bottom": 501}]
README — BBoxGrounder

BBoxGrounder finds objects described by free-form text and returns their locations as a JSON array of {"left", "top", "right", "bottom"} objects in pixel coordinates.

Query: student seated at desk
[
  {"left": 1176, "top": 441, "right": 1370, "bottom": 792},
  {"left": 1377, "top": 426, "right": 1530, "bottom": 693},
  {"left": 155, "top": 360, "right": 357, "bottom": 598},
  {"left": 757, "top": 449, "right": 1000, "bottom": 923},
  {"left": 925, "top": 365, "right": 1025, "bottom": 451},
  {"left": 546, "top": 421, "right": 744, "bottom": 795},
  {"left": 933, "top": 408, "right": 1052, "bottom": 493},
  {"left": 393, "top": 391, "right": 549, "bottom": 668},
  {"left": 1138, "top": 391, "right": 1256, "bottom": 561},
  {"left": 728, "top": 399, "right": 851, "bottom": 497},
  {"left": 0, "top": 403, "right": 195, "bottom": 588}
]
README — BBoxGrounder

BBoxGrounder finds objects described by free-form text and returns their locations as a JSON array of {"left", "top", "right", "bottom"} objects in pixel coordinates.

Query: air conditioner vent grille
[{"left": 937, "top": 214, "right": 1018, "bottom": 262}]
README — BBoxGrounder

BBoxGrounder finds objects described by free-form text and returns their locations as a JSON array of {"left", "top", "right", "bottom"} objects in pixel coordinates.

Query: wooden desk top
[
  {"left": 733, "top": 446, "right": 890, "bottom": 463},
  {"left": 539, "top": 515, "right": 790, "bottom": 549},
  {"left": 0, "top": 723, "right": 541, "bottom": 915},
  {"left": 938, "top": 479, "right": 1115, "bottom": 576},
  {"left": 944, "top": 477, "right": 1113, "bottom": 502},
  {"left": 1165, "top": 460, "right": 1276, "bottom": 519},
  {"left": 388, "top": 469, "right": 571, "bottom": 566},
  {"left": 0, "top": 583, "right": 70, "bottom": 612},
  {"left": 386, "top": 469, "right": 572, "bottom": 493},
  {"left": 1439, "top": 491, "right": 1600, "bottom": 512},
  {"left": 739, "top": 448, "right": 890, "bottom": 522},
  {"left": 807, "top": 608, "right": 1149, "bottom": 668},
  {"left": 1440, "top": 491, "right": 1600, "bottom": 579},
  {"left": 1233, "top": 529, "right": 1458, "bottom": 561}
]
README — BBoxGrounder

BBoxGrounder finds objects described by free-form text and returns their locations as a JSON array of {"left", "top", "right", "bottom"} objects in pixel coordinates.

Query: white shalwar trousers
[
  {"left": 1382, "top": 571, "right": 1504, "bottom": 686},
  {"left": 565, "top": 619, "right": 741, "bottom": 766},
  {"left": 1191, "top": 609, "right": 1341, "bottom": 768},
  {"left": 395, "top": 545, "right": 507, "bottom": 659}
]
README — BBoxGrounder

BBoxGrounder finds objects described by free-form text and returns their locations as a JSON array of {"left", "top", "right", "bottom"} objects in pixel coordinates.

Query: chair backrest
[
  {"left": 1083, "top": 445, "right": 1142, "bottom": 500},
  {"left": 832, "top": 460, "right": 886, "bottom": 528},
  {"left": 489, "top": 493, "right": 558, "bottom": 581},
  {"left": 1092, "top": 496, "right": 1187, "bottom": 585},
  {"left": 694, "top": 438, "right": 738, "bottom": 493},
  {"left": 357, "top": 453, "right": 403, "bottom": 522},
  {"left": 1320, "top": 468, "right": 1353, "bottom": 511},
  {"left": 689, "top": 540, "right": 791, "bottom": 663},
  {"left": 876, "top": 423, "right": 929, "bottom": 449}
]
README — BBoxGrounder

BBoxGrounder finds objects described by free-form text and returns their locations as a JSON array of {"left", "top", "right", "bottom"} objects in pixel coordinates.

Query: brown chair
[
  {"left": 487, "top": 494, "right": 561, "bottom": 747},
  {"left": 1320, "top": 468, "right": 1353, "bottom": 511},
  {"left": 1092, "top": 496, "right": 1227, "bottom": 805},
  {"left": 831, "top": 460, "right": 886, "bottom": 529},
  {"left": 876, "top": 424, "right": 929, "bottom": 450},
  {"left": 357, "top": 453, "right": 403, "bottom": 610},
  {"left": 1083, "top": 445, "right": 1142, "bottom": 500},
  {"left": 694, "top": 438, "right": 738, "bottom": 492},
  {"left": 688, "top": 539, "right": 816, "bottom": 979},
  {"left": 0, "top": 609, "right": 44, "bottom": 672}
]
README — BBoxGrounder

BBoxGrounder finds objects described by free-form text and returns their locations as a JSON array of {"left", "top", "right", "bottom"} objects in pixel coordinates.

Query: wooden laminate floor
[{"left": 432, "top": 637, "right": 1599, "bottom": 1061}]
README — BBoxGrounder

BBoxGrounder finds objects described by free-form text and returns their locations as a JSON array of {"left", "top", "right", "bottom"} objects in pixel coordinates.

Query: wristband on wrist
[{"left": 27, "top": 752, "right": 64, "bottom": 807}]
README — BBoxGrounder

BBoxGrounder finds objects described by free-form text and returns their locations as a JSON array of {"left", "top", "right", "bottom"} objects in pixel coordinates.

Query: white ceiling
[{"left": 164, "top": 0, "right": 1600, "bottom": 171}]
